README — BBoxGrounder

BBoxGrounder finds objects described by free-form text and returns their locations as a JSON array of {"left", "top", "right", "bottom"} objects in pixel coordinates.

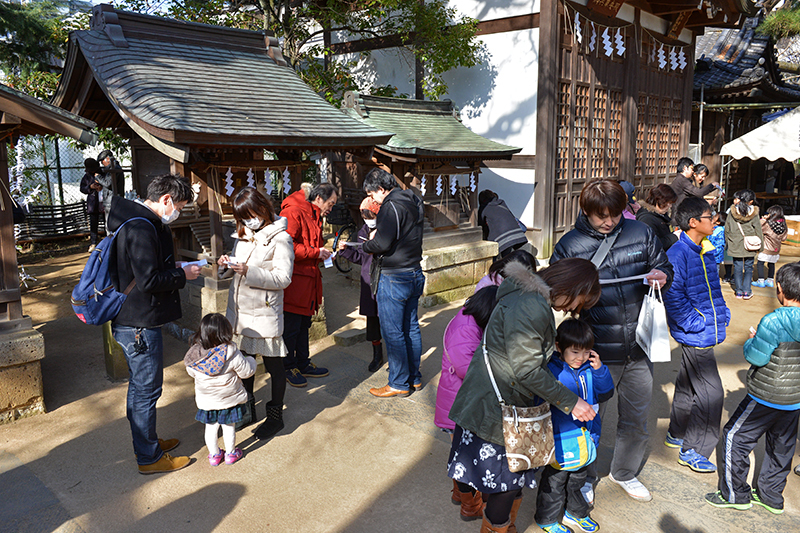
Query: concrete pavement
[{"left": 2, "top": 251, "right": 800, "bottom": 532}]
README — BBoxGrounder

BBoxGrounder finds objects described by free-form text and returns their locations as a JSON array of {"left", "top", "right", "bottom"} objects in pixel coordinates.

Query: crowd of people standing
[{"left": 96, "top": 160, "right": 799, "bottom": 530}]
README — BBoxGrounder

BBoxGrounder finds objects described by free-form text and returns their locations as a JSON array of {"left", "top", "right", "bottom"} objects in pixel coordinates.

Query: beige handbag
[
  {"left": 737, "top": 222, "right": 762, "bottom": 251},
  {"left": 482, "top": 337, "right": 555, "bottom": 472}
]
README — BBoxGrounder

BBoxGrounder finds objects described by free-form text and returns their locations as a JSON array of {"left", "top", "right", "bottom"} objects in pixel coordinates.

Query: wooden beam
[
  {"left": 667, "top": 11, "right": 692, "bottom": 40},
  {"left": 587, "top": 0, "right": 624, "bottom": 18},
  {"left": 0, "top": 113, "right": 21, "bottom": 125},
  {"left": 476, "top": 14, "right": 540, "bottom": 36}
]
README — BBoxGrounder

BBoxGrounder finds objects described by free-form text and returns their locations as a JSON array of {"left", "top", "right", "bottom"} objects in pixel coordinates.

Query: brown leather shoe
[
  {"left": 480, "top": 516, "right": 510, "bottom": 533},
  {"left": 138, "top": 453, "right": 191, "bottom": 475},
  {"left": 158, "top": 438, "right": 179, "bottom": 452},
  {"left": 369, "top": 385, "right": 409, "bottom": 398},
  {"left": 458, "top": 488, "right": 485, "bottom": 521}
]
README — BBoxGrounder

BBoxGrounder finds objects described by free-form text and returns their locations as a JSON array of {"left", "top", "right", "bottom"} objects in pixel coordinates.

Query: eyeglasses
[{"left": 696, "top": 211, "right": 717, "bottom": 220}]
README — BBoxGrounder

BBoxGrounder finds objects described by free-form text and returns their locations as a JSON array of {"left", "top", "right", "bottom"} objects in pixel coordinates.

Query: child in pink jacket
[{"left": 435, "top": 285, "right": 499, "bottom": 521}]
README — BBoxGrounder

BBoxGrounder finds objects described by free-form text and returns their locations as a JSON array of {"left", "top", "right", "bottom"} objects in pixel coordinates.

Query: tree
[
  {"left": 113, "top": 0, "right": 480, "bottom": 102},
  {"left": 758, "top": 1, "right": 800, "bottom": 40}
]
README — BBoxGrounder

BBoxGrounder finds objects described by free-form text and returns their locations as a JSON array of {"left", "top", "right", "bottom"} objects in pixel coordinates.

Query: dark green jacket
[
  {"left": 725, "top": 204, "right": 763, "bottom": 258},
  {"left": 448, "top": 262, "right": 580, "bottom": 445}
]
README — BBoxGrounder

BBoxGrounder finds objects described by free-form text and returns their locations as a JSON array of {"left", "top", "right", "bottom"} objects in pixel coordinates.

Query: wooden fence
[{"left": 15, "top": 202, "right": 104, "bottom": 243}]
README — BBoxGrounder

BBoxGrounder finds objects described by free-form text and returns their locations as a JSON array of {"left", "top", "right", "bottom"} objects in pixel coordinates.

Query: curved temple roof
[{"left": 52, "top": 4, "right": 392, "bottom": 151}]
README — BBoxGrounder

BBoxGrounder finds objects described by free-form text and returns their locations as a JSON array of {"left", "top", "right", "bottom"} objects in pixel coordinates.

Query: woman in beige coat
[{"left": 218, "top": 187, "right": 294, "bottom": 440}]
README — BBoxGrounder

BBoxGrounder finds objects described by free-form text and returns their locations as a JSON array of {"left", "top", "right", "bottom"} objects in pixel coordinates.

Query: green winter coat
[
  {"left": 725, "top": 204, "right": 763, "bottom": 258},
  {"left": 448, "top": 262, "right": 580, "bottom": 446}
]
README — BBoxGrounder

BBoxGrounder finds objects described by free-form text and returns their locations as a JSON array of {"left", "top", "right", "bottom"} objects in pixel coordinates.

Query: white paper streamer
[
  {"left": 449, "top": 175, "right": 458, "bottom": 196},
  {"left": 575, "top": 15, "right": 582, "bottom": 45},
  {"left": 658, "top": 44, "right": 667, "bottom": 69},
  {"left": 589, "top": 22, "right": 597, "bottom": 52},
  {"left": 420, "top": 176, "right": 427, "bottom": 196},
  {"left": 224, "top": 167, "right": 235, "bottom": 196},
  {"left": 283, "top": 167, "right": 291, "bottom": 194},
  {"left": 670, "top": 47, "right": 678, "bottom": 71},
  {"left": 602, "top": 27, "right": 613, "bottom": 57},
  {"left": 469, "top": 174, "right": 476, "bottom": 192},
  {"left": 678, "top": 48, "right": 687, "bottom": 70},
  {"left": 615, "top": 28, "right": 626, "bottom": 56},
  {"left": 246, "top": 168, "right": 255, "bottom": 188},
  {"left": 435, "top": 175, "right": 443, "bottom": 196},
  {"left": 264, "top": 170, "right": 273, "bottom": 195}
]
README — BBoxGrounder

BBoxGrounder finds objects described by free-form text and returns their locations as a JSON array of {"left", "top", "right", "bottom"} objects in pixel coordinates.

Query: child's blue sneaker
[
  {"left": 563, "top": 510, "right": 599, "bottom": 533},
  {"left": 678, "top": 449, "right": 716, "bottom": 473},
  {"left": 765, "top": 279, "right": 775, "bottom": 287},
  {"left": 538, "top": 523, "right": 571, "bottom": 533},
  {"left": 752, "top": 279, "right": 766, "bottom": 288},
  {"left": 751, "top": 488, "right": 784, "bottom": 514},
  {"left": 664, "top": 431, "right": 683, "bottom": 449}
]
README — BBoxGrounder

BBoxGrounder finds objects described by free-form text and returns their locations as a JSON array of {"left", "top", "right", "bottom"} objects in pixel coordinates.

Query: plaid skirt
[
  {"left": 447, "top": 425, "right": 539, "bottom": 494},
  {"left": 195, "top": 403, "right": 246, "bottom": 425}
]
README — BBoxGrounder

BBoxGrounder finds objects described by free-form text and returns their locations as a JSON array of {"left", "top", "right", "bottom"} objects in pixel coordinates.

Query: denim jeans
[
  {"left": 112, "top": 325, "right": 164, "bottom": 465},
  {"left": 376, "top": 268, "right": 425, "bottom": 391},
  {"left": 732, "top": 257, "right": 754, "bottom": 295}
]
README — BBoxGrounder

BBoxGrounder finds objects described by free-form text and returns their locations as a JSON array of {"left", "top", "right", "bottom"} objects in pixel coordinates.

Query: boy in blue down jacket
[
  {"left": 535, "top": 319, "right": 614, "bottom": 533},
  {"left": 662, "top": 197, "right": 730, "bottom": 474},
  {"left": 705, "top": 262, "right": 800, "bottom": 513}
]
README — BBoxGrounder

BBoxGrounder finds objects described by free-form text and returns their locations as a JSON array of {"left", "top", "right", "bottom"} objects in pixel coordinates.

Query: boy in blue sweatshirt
[
  {"left": 535, "top": 319, "right": 614, "bottom": 533},
  {"left": 662, "top": 197, "right": 730, "bottom": 473},
  {"left": 705, "top": 262, "right": 800, "bottom": 514}
]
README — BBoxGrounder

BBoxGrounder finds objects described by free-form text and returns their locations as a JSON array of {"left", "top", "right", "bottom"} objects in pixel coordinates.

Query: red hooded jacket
[{"left": 281, "top": 190, "right": 323, "bottom": 316}]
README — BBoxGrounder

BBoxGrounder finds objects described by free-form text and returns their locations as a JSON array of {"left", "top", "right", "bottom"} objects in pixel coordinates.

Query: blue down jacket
[
  {"left": 551, "top": 214, "right": 674, "bottom": 363},
  {"left": 662, "top": 232, "right": 730, "bottom": 347},
  {"left": 547, "top": 357, "right": 615, "bottom": 446}
]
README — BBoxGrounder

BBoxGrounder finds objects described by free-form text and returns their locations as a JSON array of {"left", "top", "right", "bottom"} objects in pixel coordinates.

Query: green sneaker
[
  {"left": 704, "top": 491, "right": 752, "bottom": 510},
  {"left": 751, "top": 489, "right": 784, "bottom": 514},
  {"left": 538, "top": 523, "right": 571, "bottom": 533}
]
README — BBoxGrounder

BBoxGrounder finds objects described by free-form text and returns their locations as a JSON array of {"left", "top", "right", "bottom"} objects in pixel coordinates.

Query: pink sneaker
[
  {"left": 225, "top": 447, "right": 243, "bottom": 465},
  {"left": 208, "top": 449, "right": 224, "bottom": 466}
]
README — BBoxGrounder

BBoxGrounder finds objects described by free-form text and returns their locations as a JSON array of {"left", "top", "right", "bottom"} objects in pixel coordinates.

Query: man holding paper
[{"left": 551, "top": 178, "right": 672, "bottom": 503}]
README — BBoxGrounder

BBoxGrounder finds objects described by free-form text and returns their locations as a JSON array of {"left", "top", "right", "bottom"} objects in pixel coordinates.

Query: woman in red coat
[{"left": 280, "top": 183, "right": 338, "bottom": 387}]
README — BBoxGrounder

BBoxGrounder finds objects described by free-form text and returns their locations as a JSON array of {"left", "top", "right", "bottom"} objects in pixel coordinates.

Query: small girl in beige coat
[{"left": 185, "top": 313, "right": 256, "bottom": 466}]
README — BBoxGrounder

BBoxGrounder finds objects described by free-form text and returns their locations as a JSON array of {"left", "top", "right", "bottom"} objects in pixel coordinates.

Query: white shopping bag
[{"left": 635, "top": 282, "right": 671, "bottom": 363}]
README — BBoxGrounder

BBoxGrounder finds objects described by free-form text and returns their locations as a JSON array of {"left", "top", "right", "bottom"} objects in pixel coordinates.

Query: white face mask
[
  {"left": 161, "top": 198, "right": 180, "bottom": 225},
  {"left": 244, "top": 217, "right": 263, "bottom": 230},
  {"left": 364, "top": 219, "right": 377, "bottom": 229}
]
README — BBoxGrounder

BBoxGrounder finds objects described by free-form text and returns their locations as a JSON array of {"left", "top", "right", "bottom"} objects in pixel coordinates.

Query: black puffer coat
[
  {"left": 551, "top": 214, "right": 674, "bottom": 363},
  {"left": 636, "top": 200, "right": 678, "bottom": 252}
]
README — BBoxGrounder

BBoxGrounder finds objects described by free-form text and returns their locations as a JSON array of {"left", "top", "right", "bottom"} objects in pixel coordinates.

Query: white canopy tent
[{"left": 720, "top": 105, "right": 800, "bottom": 161}]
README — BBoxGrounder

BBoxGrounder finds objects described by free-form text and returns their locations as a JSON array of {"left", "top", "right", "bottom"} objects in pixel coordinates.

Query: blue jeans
[
  {"left": 112, "top": 325, "right": 164, "bottom": 465},
  {"left": 376, "top": 268, "right": 425, "bottom": 391},
  {"left": 732, "top": 257, "right": 754, "bottom": 295}
]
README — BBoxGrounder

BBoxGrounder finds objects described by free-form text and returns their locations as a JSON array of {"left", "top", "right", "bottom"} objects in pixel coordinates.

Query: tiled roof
[
  {"left": 55, "top": 6, "right": 391, "bottom": 148},
  {"left": 341, "top": 93, "right": 521, "bottom": 160},
  {"left": 694, "top": 16, "right": 800, "bottom": 99}
]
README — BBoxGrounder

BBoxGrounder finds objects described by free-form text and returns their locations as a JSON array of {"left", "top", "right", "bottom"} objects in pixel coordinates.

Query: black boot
[
  {"left": 254, "top": 402, "right": 284, "bottom": 440},
  {"left": 368, "top": 342, "right": 384, "bottom": 372},
  {"left": 235, "top": 376, "right": 256, "bottom": 431}
]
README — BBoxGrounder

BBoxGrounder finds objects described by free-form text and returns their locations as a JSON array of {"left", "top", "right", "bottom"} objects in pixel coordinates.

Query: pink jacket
[{"left": 434, "top": 309, "right": 484, "bottom": 430}]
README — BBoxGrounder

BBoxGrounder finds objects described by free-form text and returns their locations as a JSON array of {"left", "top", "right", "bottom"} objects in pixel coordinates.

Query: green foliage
[
  {"left": 758, "top": 2, "right": 800, "bottom": 39},
  {"left": 0, "top": 1, "right": 70, "bottom": 78}
]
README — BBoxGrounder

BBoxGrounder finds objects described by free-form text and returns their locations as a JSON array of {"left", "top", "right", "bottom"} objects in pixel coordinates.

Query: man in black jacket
[
  {"left": 361, "top": 169, "right": 425, "bottom": 398},
  {"left": 552, "top": 178, "right": 673, "bottom": 503},
  {"left": 108, "top": 174, "right": 201, "bottom": 474}
]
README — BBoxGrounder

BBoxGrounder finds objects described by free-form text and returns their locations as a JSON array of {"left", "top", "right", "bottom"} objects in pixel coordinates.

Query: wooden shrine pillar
[{"left": 0, "top": 141, "right": 46, "bottom": 423}]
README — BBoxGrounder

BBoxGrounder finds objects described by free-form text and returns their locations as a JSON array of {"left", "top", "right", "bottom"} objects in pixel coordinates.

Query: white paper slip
[
  {"left": 343, "top": 241, "right": 363, "bottom": 247},
  {"left": 185, "top": 259, "right": 208, "bottom": 267},
  {"left": 599, "top": 274, "right": 649, "bottom": 285},
  {"left": 323, "top": 252, "right": 337, "bottom": 269},
  {"left": 225, "top": 258, "right": 239, "bottom": 265}
]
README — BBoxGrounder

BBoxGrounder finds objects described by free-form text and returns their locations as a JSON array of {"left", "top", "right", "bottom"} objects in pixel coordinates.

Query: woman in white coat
[{"left": 218, "top": 187, "right": 294, "bottom": 440}]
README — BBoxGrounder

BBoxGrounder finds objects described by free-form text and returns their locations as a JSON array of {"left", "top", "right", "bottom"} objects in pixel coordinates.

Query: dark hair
[
  {"left": 766, "top": 204, "right": 785, "bottom": 221},
  {"left": 488, "top": 250, "right": 536, "bottom": 283},
  {"left": 191, "top": 313, "right": 233, "bottom": 350},
  {"left": 675, "top": 196, "right": 712, "bottom": 231},
  {"left": 478, "top": 189, "right": 498, "bottom": 206},
  {"left": 539, "top": 258, "right": 601, "bottom": 314},
  {"left": 232, "top": 187, "right": 275, "bottom": 237},
  {"left": 363, "top": 168, "right": 397, "bottom": 193},
  {"left": 84, "top": 157, "right": 101, "bottom": 175},
  {"left": 776, "top": 262, "right": 800, "bottom": 301},
  {"left": 644, "top": 183, "right": 677, "bottom": 209},
  {"left": 463, "top": 285, "right": 500, "bottom": 331},
  {"left": 716, "top": 211, "right": 726, "bottom": 225},
  {"left": 677, "top": 157, "right": 694, "bottom": 173},
  {"left": 733, "top": 189, "right": 756, "bottom": 217},
  {"left": 146, "top": 174, "right": 194, "bottom": 204},
  {"left": 579, "top": 179, "right": 627, "bottom": 218},
  {"left": 694, "top": 163, "right": 708, "bottom": 176},
  {"left": 308, "top": 183, "right": 337, "bottom": 202},
  {"left": 361, "top": 209, "right": 377, "bottom": 220},
  {"left": 556, "top": 318, "right": 595, "bottom": 352},
  {"left": 97, "top": 149, "right": 114, "bottom": 162}
]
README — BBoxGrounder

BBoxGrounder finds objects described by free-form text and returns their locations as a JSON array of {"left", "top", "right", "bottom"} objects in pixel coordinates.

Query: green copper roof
[{"left": 341, "top": 92, "right": 521, "bottom": 160}]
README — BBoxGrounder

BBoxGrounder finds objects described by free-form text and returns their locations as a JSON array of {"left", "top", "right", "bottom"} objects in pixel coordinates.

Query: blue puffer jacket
[
  {"left": 744, "top": 307, "right": 800, "bottom": 409},
  {"left": 547, "top": 357, "right": 615, "bottom": 446},
  {"left": 662, "top": 232, "right": 730, "bottom": 347}
]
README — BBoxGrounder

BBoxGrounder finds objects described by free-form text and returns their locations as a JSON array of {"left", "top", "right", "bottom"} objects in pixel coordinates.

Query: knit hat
[
  {"left": 619, "top": 180, "right": 635, "bottom": 203},
  {"left": 360, "top": 196, "right": 381, "bottom": 214}
]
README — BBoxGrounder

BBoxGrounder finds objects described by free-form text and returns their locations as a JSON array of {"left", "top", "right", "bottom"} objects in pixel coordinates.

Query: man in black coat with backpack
[{"left": 108, "top": 174, "right": 201, "bottom": 475}]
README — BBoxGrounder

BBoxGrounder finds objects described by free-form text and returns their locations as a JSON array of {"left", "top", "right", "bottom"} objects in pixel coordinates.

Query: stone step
[{"left": 422, "top": 225, "right": 482, "bottom": 251}]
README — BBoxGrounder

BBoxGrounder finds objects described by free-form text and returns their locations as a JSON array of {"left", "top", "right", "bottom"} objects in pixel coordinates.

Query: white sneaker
[
  {"left": 580, "top": 481, "right": 594, "bottom": 505},
  {"left": 608, "top": 473, "right": 652, "bottom": 502}
]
